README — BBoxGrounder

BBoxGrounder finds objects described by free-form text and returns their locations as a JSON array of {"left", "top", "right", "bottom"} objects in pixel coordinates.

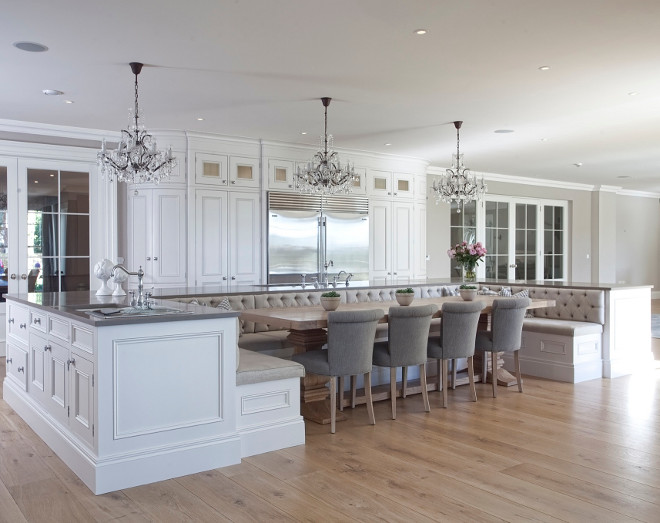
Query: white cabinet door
[
  {"left": 414, "top": 202, "right": 427, "bottom": 278},
  {"left": 391, "top": 202, "right": 413, "bottom": 280},
  {"left": 392, "top": 172, "right": 415, "bottom": 200},
  {"left": 195, "top": 153, "right": 228, "bottom": 186},
  {"left": 44, "top": 340, "right": 69, "bottom": 427},
  {"left": 69, "top": 351, "right": 94, "bottom": 446},
  {"left": 152, "top": 190, "right": 187, "bottom": 285},
  {"left": 195, "top": 190, "right": 229, "bottom": 285},
  {"left": 367, "top": 169, "right": 392, "bottom": 198},
  {"left": 369, "top": 199, "right": 391, "bottom": 282},
  {"left": 29, "top": 332, "right": 48, "bottom": 404},
  {"left": 229, "top": 156, "right": 260, "bottom": 189},
  {"left": 229, "top": 192, "right": 261, "bottom": 286},
  {"left": 128, "top": 188, "right": 187, "bottom": 287},
  {"left": 6, "top": 339, "right": 28, "bottom": 391},
  {"left": 269, "top": 159, "right": 295, "bottom": 191}
]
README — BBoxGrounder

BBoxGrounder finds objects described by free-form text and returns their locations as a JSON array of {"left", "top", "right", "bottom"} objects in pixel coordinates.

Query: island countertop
[{"left": 3, "top": 290, "right": 239, "bottom": 327}]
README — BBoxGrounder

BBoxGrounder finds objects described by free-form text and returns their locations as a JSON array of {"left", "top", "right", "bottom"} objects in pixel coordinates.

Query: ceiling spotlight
[
  {"left": 616, "top": 175, "right": 630, "bottom": 179},
  {"left": 540, "top": 138, "right": 548, "bottom": 142},
  {"left": 13, "top": 41, "right": 48, "bottom": 52},
  {"left": 65, "top": 100, "right": 74, "bottom": 104},
  {"left": 414, "top": 29, "right": 427, "bottom": 35},
  {"left": 494, "top": 129, "right": 514, "bottom": 134},
  {"left": 573, "top": 162, "right": 583, "bottom": 167},
  {"left": 301, "top": 131, "right": 307, "bottom": 135},
  {"left": 42, "top": 89, "right": 64, "bottom": 96},
  {"left": 628, "top": 91, "right": 639, "bottom": 96},
  {"left": 538, "top": 65, "right": 550, "bottom": 71},
  {"left": 196, "top": 117, "right": 204, "bottom": 121},
  {"left": 384, "top": 143, "right": 392, "bottom": 146}
]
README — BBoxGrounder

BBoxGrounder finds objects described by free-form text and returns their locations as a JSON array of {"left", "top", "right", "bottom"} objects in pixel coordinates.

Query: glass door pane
[
  {"left": 484, "top": 200, "right": 509, "bottom": 279},
  {"left": 0, "top": 167, "right": 7, "bottom": 301},
  {"left": 543, "top": 205, "right": 565, "bottom": 280},
  {"left": 514, "top": 203, "right": 537, "bottom": 280},
  {"left": 449, "top": 200, "right": 476, "bottom": 278}
]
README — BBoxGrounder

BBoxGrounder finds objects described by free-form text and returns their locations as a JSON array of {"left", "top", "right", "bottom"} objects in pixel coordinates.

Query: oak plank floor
[{"left": 1, "top": 316, "right": 660, "bottom": 522}]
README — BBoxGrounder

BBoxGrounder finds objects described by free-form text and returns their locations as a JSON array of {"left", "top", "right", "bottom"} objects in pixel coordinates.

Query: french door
[{"left": 477, "top": 195, "right": 567, "bottom": 281}]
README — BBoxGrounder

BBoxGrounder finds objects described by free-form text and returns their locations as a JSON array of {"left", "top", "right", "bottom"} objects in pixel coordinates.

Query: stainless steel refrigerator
[{"left": 268, "top": 192, "right": 369, "bottom": 285}]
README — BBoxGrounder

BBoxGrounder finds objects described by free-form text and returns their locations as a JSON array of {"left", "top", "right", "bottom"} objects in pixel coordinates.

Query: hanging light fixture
[
  {"left": 98, "top": 62, "right": 176, "bottom": 184},
  {"left": 295, "top": 97, "right": 357, "bottom": 194},
  {"left": 432, "top": 121, "right": 487, "bottom": 212}
]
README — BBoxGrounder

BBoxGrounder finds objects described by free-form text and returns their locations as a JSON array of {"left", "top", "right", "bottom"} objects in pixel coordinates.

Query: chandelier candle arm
[
  {"left": 295, "top": 97, "right": 358, "bottom": 195},
  {"left": 432, "top": 120, "right": 487, "bottom": 212},
  {"left": 97, "top": 62, "right": 176, "bottom": 185}
]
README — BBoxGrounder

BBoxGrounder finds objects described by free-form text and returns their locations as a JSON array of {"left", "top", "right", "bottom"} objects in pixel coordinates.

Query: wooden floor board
[{"left": 2, "top": 317, "right": 660, "bottom": 522}]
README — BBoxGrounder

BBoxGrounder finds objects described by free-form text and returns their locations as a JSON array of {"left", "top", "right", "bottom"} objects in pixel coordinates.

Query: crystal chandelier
[
  {"left": 98, "top": 62, "right": 176, "bottom": 184},
  {"left": 432, "top": 121, "right": 487, "bottom": 212},
  {"left": 295, "top": 97, "right": 357, "bottom": 195}
]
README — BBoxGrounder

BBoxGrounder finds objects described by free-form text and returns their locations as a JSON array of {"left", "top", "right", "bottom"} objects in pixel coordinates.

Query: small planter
[
  {"left": 395, "top": 293, "right": 414, "bottom": 306},
  {"left": 459, "top": 289, "right": 478, "bottom": 301},
  {"left": 320, "top": 296, "right": 341, "bottom": 311}
]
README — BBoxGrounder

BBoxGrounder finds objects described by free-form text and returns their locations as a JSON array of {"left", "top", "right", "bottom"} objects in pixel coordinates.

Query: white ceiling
[{"left": 2, "top": 0, "right": 660, "bottom": 192}]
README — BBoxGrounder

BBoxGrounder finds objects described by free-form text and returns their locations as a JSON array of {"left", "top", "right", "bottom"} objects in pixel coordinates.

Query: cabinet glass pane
[
  {"left": 526, "top": 258, "right": 536, "bottom": 280},
  {"left": 40, "top": 257, "right": 58, "bottom": 293},
  {"left": 60, "top": 215, "right": 89, "bottom": 257},
  {"left": 352, "top": 176, "right": 362, "bottom": 189},
  {"left": 554, "top": 207, "right": 563, "bottom": 229},
  {"left": 203, "top": 162, "right": 220, "bottom": 178},
  {"left": 516, "top": 204, "right": 525, "bottom": 228},
  {"left": 60, "top": 171, "right": 89, "bottom": 213},
  {"left": 485, "top": 201, "right": 497, "bottom": 227},
  {"left": 0, "top": 167, "right": 7, "bottom": 301},
  {"left": 544, "top": 230, "right": 553, "bottom": 254},
  {"left": 237, "top": 165, "right": 253, "bottom": 180},
  {"left": 496, "top": 203, "right": 508, "bottom": 227},
  {"left": 527, "top": 230, "right": 536, "bottom": 252},
  {"left": 374, "top": 177, "right": 387, "bottom": 190},
  {"left": 497, "top": 257, "right": 508, "bottom": 279},
  {"left": 554, "top": 231, "right": 563, "bottom": 254},
  {"left": 275, "top": 167, "right": 287, "bottom": 182},
  {"left": 544, "top": 206, "right": 553, "bottom": 228},
  {"left": 515, "top": 230, "right": 525, "bottom": 254},
  {"left": 397, "top": 179, "right": 409, "bottom": 191},
  {"left": 497, "top": 230, "right": 508, "bottom": 254},
  {"left": 527, "top": 205, "right": 536, "bottom": 228},
  {"left": 28, "top": 169, "right": 58, "bottom": 212}
]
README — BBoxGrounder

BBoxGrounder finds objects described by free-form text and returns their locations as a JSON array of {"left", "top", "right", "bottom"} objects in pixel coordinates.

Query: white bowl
[{"left": 459, "top": 289, "right": 478, "bottom": 301}]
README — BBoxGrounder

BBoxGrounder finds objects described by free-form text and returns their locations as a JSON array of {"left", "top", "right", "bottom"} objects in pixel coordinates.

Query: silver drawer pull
[
  {"left": 19, "top": 323, "right": 27, "bottom": 329},
  {"left": 67, "top": 358, "right": 76, "bottom": 370},
  {"left": 34, "top": 318, "right": 41, "bottom": 324},
  {"left": 6, "top": 358, "right": 12, "bottom": 364},
  {"left": 17, "top": 366, "right": 24, "bottom": 373},
  {"left": 44, "top": 345, "right": 51, "bottom": 352},
  {"left": 8, "top": 318, "right": 14, "bottom": 324}
]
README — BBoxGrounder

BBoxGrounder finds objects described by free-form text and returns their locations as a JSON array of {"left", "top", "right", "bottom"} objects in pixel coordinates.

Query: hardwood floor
[{"left": 1, "top": 332, "right": 660, "bottom": 521}]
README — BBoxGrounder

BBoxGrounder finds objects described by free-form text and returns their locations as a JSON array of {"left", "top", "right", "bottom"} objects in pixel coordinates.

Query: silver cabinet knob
[
  {"left": 19, "top": 323, "right": 26, "bottom": 329},
  {"left": 6, "top": 358, "right": 11, "bottom": 364},
  {"left": 17, "top": 366, "right": 24, "bottom": 373},
  {"left": 10, "top": 273, "right": 16, "bottom": 280},
  {"left": 231, "top": 180, "right": 236, "bottom": 184},
  {"left": 222, "top": 276, "right": 227, "bottom": 281},
  {"left": 67, "top": 358, "right": 76, "bottom": 370},
  {"left": 231, "top": 276, "right": 236, "bottom": 280},
  {"left": 8, "top": 318, "right": 14, "bottom": 324},
  {"left": 146, "top": 257, "right": 151, "bottom": 261},
  {"left": 153, "top": 257, "right": 158, "bottom": 261},
  {"left": 20, "top": 273, "right": 27, "bottom": 280},
  {"left": 33, "top": 318, "right": 41, "bottom": 325},
  {"left": 44, "top": 344, "right": 51, "bottom": 352}
]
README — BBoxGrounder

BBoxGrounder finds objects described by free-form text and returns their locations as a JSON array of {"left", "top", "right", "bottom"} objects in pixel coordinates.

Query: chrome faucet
[
  {"left": 300, "top": 273, "right": 307, "bottom": 288},
  {"left": 112, "top": 264, "right": 147, "bottom": 308},
  {"left": 333, "top": 270, "right": 347, "bottom": 287},
  {"left": 322, "top": 260, "right": 333, "bottom": 287},
  {"left": 345, "top": 273, "right": 353, "bottom": 286}
]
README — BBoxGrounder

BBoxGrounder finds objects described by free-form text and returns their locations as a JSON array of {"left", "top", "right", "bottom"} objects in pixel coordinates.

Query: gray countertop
[{"left": 4, "top": 291, "right": 239, "bottom": 327}]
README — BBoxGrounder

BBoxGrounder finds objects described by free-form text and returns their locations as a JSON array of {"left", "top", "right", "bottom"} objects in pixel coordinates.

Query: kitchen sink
[{"left": 78, "top": 305, "right": 192, "bottom": 318}]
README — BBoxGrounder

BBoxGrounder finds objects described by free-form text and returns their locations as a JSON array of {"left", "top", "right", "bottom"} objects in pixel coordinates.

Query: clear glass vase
[{"left": 463, "top": 264, "right": 477, "bottom": 282}]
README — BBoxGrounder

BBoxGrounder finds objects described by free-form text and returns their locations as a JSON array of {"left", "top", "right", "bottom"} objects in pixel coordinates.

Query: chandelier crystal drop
[
  {"left": 295, "top": 97, "right": 357, "bottom": 195},
  {"left": 432, "top": 121, "right": 487, "bottom": 212},
  {"left": 98, "top": 62, "right": 176, "bottom": 184}
]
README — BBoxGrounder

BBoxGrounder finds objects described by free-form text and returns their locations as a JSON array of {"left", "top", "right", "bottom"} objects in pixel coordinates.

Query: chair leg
[
  {"left": 467, "top": 356, "right": 477, "bottom": 402},
  {"left": 338, "top": 376, "right": 344, "bottom": 412},
  {"left": 441, "top": 359, "right": 448, "bottom": 408},
  {"left": 491, "top": 351, "right": 498, "bottom": 398},
  {"left": 365, "top": 372, "right": 375, "bottom": 425},
  {"left": 330, "top": 376, "right": 337, "bottom": 433},
  {"left": 419, "top": 363, "right": 430, "bottom": 412},
  {"left": 436, "top": 359, "right": 441, "bottom": 391},
  {"left": 390, "top": 367, "right": 397, "bottom": 420},
  {"left": 402, "top": 366, "right": 408, "bottom": 398},
  {"left": 482, "top": 353, "right": 488, "bottom": 384},
  {"left": 514, "top": 350, "right": 523, "bottom": 393},
  {"left": 350, "top": 375, "right": 357, "bottom": 408},
  {"left": 451, "top": 359, "right": 457, "bottom": 389}
]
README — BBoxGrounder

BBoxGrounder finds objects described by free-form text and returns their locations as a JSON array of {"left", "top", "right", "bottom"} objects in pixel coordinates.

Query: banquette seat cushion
[{"left": 236, "top": 348, "right": 305, "bottom": 386}]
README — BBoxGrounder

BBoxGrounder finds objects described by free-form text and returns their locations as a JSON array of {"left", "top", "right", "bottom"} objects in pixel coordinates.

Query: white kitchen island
[{"left": 3, "top": 292, "right": 245, "bottom": 494}]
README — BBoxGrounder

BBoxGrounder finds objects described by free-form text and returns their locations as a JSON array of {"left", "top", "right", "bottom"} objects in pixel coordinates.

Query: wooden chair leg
[
  {"left": 441, "top": 359, "right": 448, "bottom": 408},
  {"left": 491, "top": 351, "right": 498, "bottom": 398},
  {"left": 390, "top": 367, "right": 397, "bottom": 420},
  {"left": 330, "top": 376, "right": 337, "bottom": 433},
  {"left": 467, "top": 356, "right": 477, "bottom": 402},
  {"left": 420, "top": 364, "right": 430, "bottom": 412},
  {"left": 350, "top": 375, "right": 357, "bottom": 408},
  {"left": 482, "top": 352, "right": 488, "bottom": 384},
  {"left": 451, "top": 359, "right": 457, "bottom": 389},
  {"left": 365, "top": 372, "right": 375, "bottom": 425},
  {"left": 436, "top": 359, "right": 441, "bottom": 391},
  {"left": 402, "top": 366, "right": 408, "bottom": 398},
  {"left": 338, "top": 376, "right": 344, "bottom": 411},
  {"left": 514, "top": 350, "right": 523, "bottom": 393}
]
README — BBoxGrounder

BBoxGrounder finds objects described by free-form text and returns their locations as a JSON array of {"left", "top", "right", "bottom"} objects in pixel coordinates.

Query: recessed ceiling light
[
  {"left": 540, "top": 138, "right": 548, "bottom": 142},
  {"left": 616, "top": 175, "right": 630, "bottom": 179},
  {"left": 494, "top": 129, "right": 514, "bottom": 134},
  {"left": 301, "top": 131, "right": 307, "bottom": 135},
  {"left": 573, "top": 162, "right": 583, "bottom": 167},
  {"left": 628, "top": 91, "right": 639, "bottom": 96},
  {"left": 384, "top": 143, "right": 392, "bottom": 146},
  {"left": 414, "top": 29, "right": 427, "bottom": 35},
  {"left": 196, "top": 117, "right": 204, "bottom": 121},
  {"left": 42, "top": 89, "right": 63, "bottom": 96},
  {"left": 64, "top": 100, "right": 74, "bottom": 104},
  {"left": 538, "top": 65, "right": 550, "bottom": 71},
  {"left": 49, "top": 174, "right": 55, "bottom": 177},
  {"left": 13, "top": 41, "right": 48, "bottom": 52}
]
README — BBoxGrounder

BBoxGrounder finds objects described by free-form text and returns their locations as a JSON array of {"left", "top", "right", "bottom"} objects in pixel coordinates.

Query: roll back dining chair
[
  {"left": 292, "top": 308, "right": 384, "bottom": 433},
  {"left": 475, "top": 297, "right": 531, "bottom": 397},
  {"left": 427, "top": 300, "right": 485, "bottom": 407},
  {"left": 372, "top": 304, "right": 438, "bottom": 419}
]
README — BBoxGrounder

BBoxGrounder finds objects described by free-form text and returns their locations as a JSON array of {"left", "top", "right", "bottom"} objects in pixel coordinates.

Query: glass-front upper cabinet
[
  {"left": 0, "top": 166, "right": 8, "bottom": 301},
  {"left": 449, "top": 200, "right": 476, "bottom": 278},
  {"left": 26, "top": 168, "right": 90, "bottom": 292}
]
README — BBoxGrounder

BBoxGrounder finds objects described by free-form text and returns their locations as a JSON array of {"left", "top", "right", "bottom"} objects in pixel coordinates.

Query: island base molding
[{"left": 4, "top": 380, "right": 242, "bottom": 495}]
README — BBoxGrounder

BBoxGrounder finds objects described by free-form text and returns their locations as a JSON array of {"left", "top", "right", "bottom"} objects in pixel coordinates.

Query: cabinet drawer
[
  {"left": 30, "top": 309, "right": 47, "bottom": 333},
  {"left": 6, "top": 340, "right": 28, "bottom": 391},
  {"left": 7, "top": 302, "right": 29, "bottom": 343},
  {"left": 48, "top": 315, "right": 70, "bottom": 343},
  {"left": 72, "top": 323, "right": 94, "bottom": 355}
]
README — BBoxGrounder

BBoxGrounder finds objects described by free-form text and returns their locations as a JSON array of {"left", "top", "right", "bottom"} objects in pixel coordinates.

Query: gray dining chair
[
  {"left": 292, "top": 308, "right": 384, "bottom": 433},
  {"left": 427, "top": 300, "right": 485, "bottom": 407},
  {"left": 475, "top": 297, "right": 531, "bottom": 397},
  {"left": 372, "top": 304, "right": 438, "bottom": 419}
]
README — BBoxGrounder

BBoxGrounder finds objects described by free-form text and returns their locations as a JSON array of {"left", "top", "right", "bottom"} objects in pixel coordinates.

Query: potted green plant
[
  {"left": 320, "top": 290, "right": 341, "bottom": 311},
  {"left": 395, "top": 287, "right": 415, "bottom": 306},
  {"left": 458, "top": 284, "right": 478, "bottom": 301}
]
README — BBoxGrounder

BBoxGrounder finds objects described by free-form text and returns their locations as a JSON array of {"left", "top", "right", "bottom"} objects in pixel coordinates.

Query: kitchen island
[{"left": 3, "top": 292, "right": 244, "bottom": 494}]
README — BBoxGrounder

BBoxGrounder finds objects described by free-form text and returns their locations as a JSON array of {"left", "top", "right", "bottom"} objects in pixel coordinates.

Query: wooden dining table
[{"left": 240, "top": 295, "right": 555, "bottom": 424}]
